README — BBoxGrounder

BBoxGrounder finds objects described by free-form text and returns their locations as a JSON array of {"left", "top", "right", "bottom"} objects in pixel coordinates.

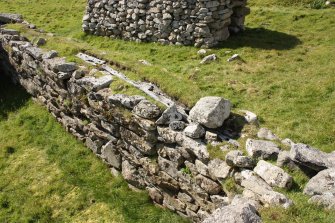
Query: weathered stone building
[{"left": 82, "top": 0, "right": 250, "bottom": 47}]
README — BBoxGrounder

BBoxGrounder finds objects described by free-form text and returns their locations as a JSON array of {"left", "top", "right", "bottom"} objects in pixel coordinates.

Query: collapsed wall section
[
  {"left": 82, "top": 0, "right": 250, "bottom": 47},
  {"left": 1, "top": 27, "right": 298, "bottom": 222},
  {"left": 0, "top": 29, "right": 228, "bottom": 222}
]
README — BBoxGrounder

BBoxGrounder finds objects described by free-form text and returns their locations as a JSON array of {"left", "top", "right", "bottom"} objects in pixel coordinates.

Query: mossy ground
[{"left": 0, "top": 0, "right": 335, "bottom": 222}]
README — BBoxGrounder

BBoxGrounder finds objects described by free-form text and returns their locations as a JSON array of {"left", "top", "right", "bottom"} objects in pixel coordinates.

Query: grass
[
  {"left": 0, "top": 0, "right": 334, "bottom": 222},
  {"left": 0, "top": 75, "right": 188, "bottom": 222}
]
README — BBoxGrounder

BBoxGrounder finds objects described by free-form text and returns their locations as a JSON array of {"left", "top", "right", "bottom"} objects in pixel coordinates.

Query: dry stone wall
[
  {"left": 82, "top": 0, "right": 250, "bottom": 47},
  {"left": 2, "top": 26, "right": 334, "bottom": 223}
]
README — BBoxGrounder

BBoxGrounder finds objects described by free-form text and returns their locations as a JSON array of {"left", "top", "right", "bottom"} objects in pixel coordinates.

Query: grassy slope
[
  {"left": 0, "top": 75, "right": 187, "bottom": 222},
  {"left": 0, "top": 0, "right": 334, "bottom": 222}
]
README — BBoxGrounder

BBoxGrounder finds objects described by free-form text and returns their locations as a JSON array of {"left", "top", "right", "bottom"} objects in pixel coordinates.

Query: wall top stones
[{"left": 82, "top": 0, "right": 250, "bottom": 47}]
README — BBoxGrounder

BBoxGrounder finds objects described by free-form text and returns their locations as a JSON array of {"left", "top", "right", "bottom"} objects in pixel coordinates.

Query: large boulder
[
  {"left": 189, "top": 97, "right": 231, "bottom": 129},
  {"left": 246, "top": 139, "right": 280, "bottom": 160},
  {"left": 290, "top": 143, "right": 334, "bottom": 171},
  {"left": 203, "top": 196, "right": 262, "bottom": 223},
  {"left": 254, "top": 160, "right": 292, "bottom": 189}
]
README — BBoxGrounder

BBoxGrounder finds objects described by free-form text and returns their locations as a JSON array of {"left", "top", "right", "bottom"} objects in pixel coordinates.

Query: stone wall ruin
[
  {"left": 82, "top": 0, "right": 250, "bottom": 47},
  {"left": 1, "top": 25, "right": 335, "bottom": 222}
]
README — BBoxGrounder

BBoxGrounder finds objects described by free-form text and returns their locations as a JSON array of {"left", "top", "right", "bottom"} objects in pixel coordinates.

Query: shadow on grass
[
  {"left": 0, "top": 68, "right": 30, "bottom": 120},
  {"left": 218, "top": 28, "right": 301, "bottom": 50}
]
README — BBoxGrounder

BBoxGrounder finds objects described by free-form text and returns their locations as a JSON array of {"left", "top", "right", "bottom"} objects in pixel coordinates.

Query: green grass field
[{"left": 0, "top": 0, "right": 335, "bottom": 222}]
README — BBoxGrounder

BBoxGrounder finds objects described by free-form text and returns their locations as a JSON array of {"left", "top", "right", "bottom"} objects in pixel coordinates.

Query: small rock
[
  {"left": 57, "top": 72, "right": 71, "bottom": 80},
  {"left": 304, "top": 168, "right": 335, "bottom": 196},
  {"left": 169, "top": 121, "right": 186, "bottom": 131},
  {"left": 25, "top": 46, "right": 43, "bottom": 60},
  {"left": 203, "top": 196, "right": 262, "bottom": 223},
  {"left": 246, "top": 139, "right": 280, "bottom": 160},
  {"left": 195, "top": 174, "right": 222, "bottom": 195},
  {"left": 72, "top": 69, "right": 85, "bottom": 79},
  {"left": 138, "top": 59, "right": 152, "bottom": 66},
  {"left": 205, "top": 131, "right": 217, "bottom": 142},
  {"left": 277, "top": 151, "right": 297, "bottom": 169},
  {"left": 76, "top": 75, "right": 113, "bottom": 92},
  {"left": 240, "top": 110, "right": 258, "bottom": 124},
  {"left": 177, "top": 134, "right": 210, "bottom": 162},
  {"left": 156, "top": 104, "right": 183, "bottom": 125},
  {"left": 147, "top": 187, "right": 163, "bottom": 204},
  {"left": 109, "top": 94, "right": 145, "bottom": 109},
  {"left": 28, "top": 24, "right": 36, "bottom": 29},
  {"left": 208, "top": 159, "right": 231, "bottom": 181},
  {"left": 133, "top": 100, "right": 161, "bottom": 119},
  {"left": 110, "top": 168, "right": 120, "bottom": 177},
  {"left": 290, "top": 143, "right": 334, "bottom": 171},
  {"left": 226, "top": 150, "right": 255, "bottom": 169},
  {"left": 42, "top": 50, "right": 58, "bottom": 59},
  {"left": 184, "top": 123, "right": 205, "bottom": 139},
  {"left": 35, "top": 37, "right": 46, "bottom": 46},
  {"left": 197, "top": 49, "right": 207, "bottom": 56},
  {"left": 227, "top": 54, "right": 240, "bottom": 62},
  {"left": 122, "top": 160, "right": 145, "bottom": 188},
  {"left": 281, "top": 138, "right": 295, "bottom": 147},
  {"left": 101, "top": 141, "right": 121, "bottom": 169},
  {"left": 200, "top": 54, "right": 217, "bottom": 64},
  {"left": 195, "top": 159, "right": 209, "bottom": 176},
  {"left": 257, "top": 128, "right": 279, "bottom": 141},
  {"left": 254, "top": 160, "right": 292, "bottom": 189},
  {"left": 53, "top": 62, "right": 78, "bottom": 73}
]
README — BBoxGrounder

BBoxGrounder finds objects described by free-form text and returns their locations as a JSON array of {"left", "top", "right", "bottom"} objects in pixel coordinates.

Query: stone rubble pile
[
  {"left": 82, "top": 0, "right": 250, "bottom": 47},
  {"left": 1, "top": 27, "right": 334, "bottom": 223}
]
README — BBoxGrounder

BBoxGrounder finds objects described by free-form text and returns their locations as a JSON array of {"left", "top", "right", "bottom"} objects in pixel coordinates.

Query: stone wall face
[
  {"left": 0, "top": 30, "right": 229, "bottom": 222},
  {"left": 82, "top": 0, "right": 250, "bottom": 47}
]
